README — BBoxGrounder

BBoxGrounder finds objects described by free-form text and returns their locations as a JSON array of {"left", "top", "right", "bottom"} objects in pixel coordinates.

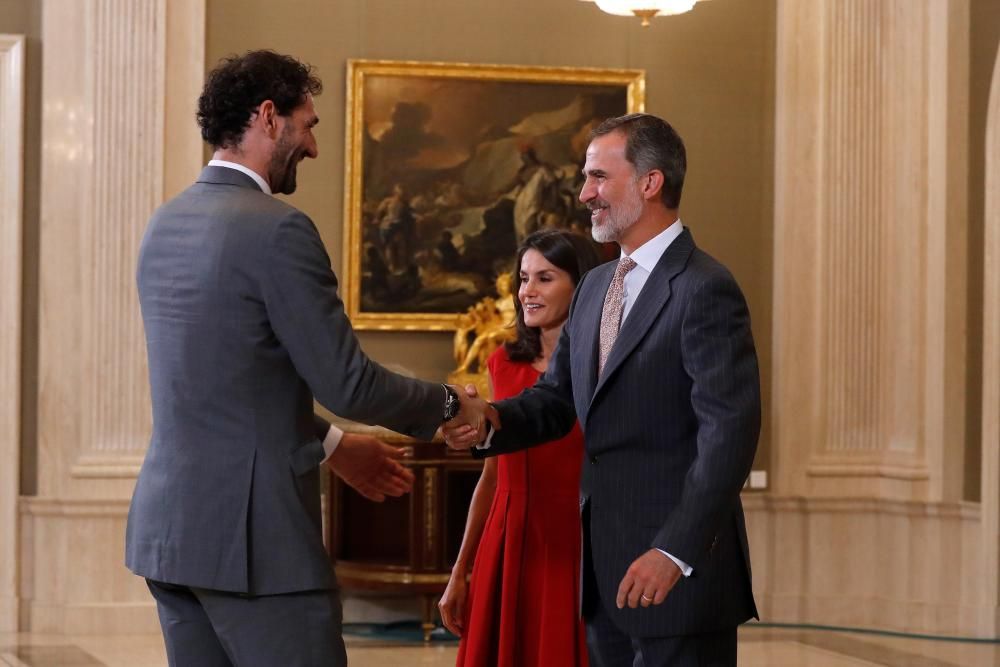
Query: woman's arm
[
  {"left": 437, "top": 454, "right": 498, "bottom": 636},
  {"left": 438, "top": 375, "right": 501, "bottom": 636}
]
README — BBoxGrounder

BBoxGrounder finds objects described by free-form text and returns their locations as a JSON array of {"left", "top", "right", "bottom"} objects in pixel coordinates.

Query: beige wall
[
  {"left": 764, "top": 0, "right": 995, "bottom": 635},
  {"left": 966, "top": 0, "right": 1000, "bottom": 501},
  {"left": 0, "top": 0, "right": 41, "bottom": 497},
  {"left": 11, "top": 0, "right": 994, "bottom": 638},
  {"left": 6, "top": 0, "right": 778, "bottom": 636},
  {"left": 205, "top": 0, "right": 778, "bottom": 473}
]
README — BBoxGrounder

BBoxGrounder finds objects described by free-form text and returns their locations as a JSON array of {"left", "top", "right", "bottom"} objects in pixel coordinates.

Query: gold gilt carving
[
  {"left": 423, "top": 470, "right": 437, "bottom": 566},
  {"left": 334, "top": 563, "right": 450, "bottom": 586},
  {"left": 448, "top": 272, "right": 515, "bottom": 398}
]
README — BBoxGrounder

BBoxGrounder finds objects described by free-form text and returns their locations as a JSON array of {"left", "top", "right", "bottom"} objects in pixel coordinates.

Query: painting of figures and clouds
[{"left": 342, "top": 60, "right": 645, "bottom": 330}]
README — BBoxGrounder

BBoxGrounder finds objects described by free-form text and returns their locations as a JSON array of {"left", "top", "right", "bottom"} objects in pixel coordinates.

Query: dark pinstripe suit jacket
[
  {"left": 126, "top": 167, "right": 443, "bottom": 596},
  {"left": 476, "top": 228, "right": 760, "bottom": 638}
]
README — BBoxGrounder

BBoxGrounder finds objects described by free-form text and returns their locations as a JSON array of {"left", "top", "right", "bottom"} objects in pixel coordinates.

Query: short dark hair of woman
[
  {"left": 590, "top": 113, "right": 687, "bottom": 209},
  {"left": 505, "top": 229, "right": 603, "bottom": 363},
  {"left": 197, "top": 50, "right": 323, "bottom": 149}
]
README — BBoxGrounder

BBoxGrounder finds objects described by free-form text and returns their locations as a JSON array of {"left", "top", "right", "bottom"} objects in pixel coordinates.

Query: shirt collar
[
  {"left": 207, "top": 159, "right": 272, "bottom": 195},
  {"left": 621, "top": 219, "right": 684, "bottom": 273}
]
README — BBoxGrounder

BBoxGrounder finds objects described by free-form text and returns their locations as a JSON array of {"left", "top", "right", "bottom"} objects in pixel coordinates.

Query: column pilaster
[
  {"left": 773, "top": 0, "right": 968, "bottom": 502},
  {"left": 0, "top": 32, "right": 25, "bottom": 634},
  {"left": 28, "top": 0, "right": 204, "bottom": 633}
]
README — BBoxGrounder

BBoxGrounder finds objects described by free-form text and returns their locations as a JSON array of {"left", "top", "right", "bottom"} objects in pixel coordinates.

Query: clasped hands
[
  {"left": 326, "top": 386, "right": 497, "bottom": 501},
  {"left": 441, "top": 384, "right": 500, "bottom": 450}
]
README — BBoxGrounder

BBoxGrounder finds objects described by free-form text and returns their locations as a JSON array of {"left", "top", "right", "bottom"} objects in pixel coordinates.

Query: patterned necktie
[{"left": 598, "top": 256, "right": 637, "bottom": 376}]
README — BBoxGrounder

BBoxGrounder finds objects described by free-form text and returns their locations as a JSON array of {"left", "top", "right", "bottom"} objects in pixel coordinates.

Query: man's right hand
[
  {"left": 441, "top": 384, "right": 499, "bottom": 450},
  {"left": 324, "top": 433, "right": 414, "bottom": 501}
]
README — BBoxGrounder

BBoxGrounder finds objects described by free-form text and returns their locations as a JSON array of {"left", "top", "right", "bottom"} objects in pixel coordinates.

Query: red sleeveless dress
[{"left": 456, "top": 346, "right": 588, "bottom": 667}]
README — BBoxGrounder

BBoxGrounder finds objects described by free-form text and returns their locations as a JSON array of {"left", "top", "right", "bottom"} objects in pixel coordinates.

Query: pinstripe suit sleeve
[
  {"left": 653, "top": 270, "right": 760, "bottom": 568},
  {"left": 260, "top": 210, "right": 443, "bottom": 441}
]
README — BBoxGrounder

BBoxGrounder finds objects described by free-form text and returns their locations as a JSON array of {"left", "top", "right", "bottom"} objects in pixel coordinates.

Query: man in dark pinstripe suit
[{"left": 444, "top": 113, "right": 760, "bottom": 666}]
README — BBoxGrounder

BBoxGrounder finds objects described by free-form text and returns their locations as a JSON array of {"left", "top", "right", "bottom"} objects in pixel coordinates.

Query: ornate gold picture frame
[{"left": 342, "top": 59, "right": 645, "bottom": 330}]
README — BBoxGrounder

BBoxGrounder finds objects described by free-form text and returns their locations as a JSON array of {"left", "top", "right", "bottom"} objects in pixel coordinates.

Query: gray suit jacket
[
  {"left": 126, "top": 166, "right": 443, "bottom": 595},
  {"left": 476, "top": 229, "right": 760, "bottom": 637}
]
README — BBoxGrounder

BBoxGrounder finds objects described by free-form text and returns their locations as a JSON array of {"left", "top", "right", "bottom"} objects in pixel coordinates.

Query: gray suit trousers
[{"left": 147, "top": 579, "right": 346, "bottom": 667}]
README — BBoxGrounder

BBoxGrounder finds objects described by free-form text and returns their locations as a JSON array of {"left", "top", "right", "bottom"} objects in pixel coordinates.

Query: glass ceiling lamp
[{"left": 589, "top": 0, "right": 706, "bottom": 26}]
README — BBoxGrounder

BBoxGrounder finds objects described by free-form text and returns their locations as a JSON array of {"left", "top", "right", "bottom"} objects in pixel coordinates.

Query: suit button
[{"left": 590, "top": 456, "right": 598, "bottom": 465}]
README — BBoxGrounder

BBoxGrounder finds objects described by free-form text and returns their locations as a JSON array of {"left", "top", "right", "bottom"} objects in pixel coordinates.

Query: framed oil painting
[{"left": 342, "top": 59, "right": 645, "bottom": 330}]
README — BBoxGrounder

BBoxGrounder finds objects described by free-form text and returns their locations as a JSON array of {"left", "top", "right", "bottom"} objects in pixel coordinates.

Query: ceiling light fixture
[{"left": 582, "top": 0, "right": 710, "bottom": 27}]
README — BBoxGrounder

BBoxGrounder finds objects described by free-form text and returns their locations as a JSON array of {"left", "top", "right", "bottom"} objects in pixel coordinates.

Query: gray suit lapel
[{"left": 590, "top": 229, "right": 695, "bottom": 403}]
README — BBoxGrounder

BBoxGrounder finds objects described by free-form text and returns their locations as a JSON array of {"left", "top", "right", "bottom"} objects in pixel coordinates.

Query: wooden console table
[{"left": 324, "top": 423, "right": 482, "bottom": 640}]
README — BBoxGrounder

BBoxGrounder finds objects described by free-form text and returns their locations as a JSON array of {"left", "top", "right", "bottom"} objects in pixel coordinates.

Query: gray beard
[
  {"left": 590, "top": 188, "right": 643, "bottom": 243},
  {"left": 591, "top": 220, "right": 619, "bottom": 243}
]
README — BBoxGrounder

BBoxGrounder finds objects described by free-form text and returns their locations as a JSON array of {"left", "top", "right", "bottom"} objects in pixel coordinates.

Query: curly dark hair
[
  {"left": 197, "top": 50, "right": 323, "bottom": 149},
  {"left": 505, "top": 229, "right": 603, "bottom": 363},
  {"left": 591, "top": 113, "right": 687, "bottom": 209}
]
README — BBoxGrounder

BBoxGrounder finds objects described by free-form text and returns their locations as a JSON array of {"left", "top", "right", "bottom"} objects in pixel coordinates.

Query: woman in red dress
[{"left": 439, "top": 229, "right": 602, "bottom": 667}]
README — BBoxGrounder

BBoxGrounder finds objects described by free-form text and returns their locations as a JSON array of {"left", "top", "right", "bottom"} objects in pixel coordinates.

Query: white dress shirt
[
  {"left": 206, "top": 159, "right": 344, "bottom": 462},
  {"left": 620, "top": 219, "right": 684, "bottom": 325}
]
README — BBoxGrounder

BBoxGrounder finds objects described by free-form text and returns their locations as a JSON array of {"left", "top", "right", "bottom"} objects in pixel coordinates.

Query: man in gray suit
[
  {"left": 126, "top": 51, "right": 484, "bottom": 666},
  {"left": 444, "top": 114, "right": 760, "bottom": 666}
]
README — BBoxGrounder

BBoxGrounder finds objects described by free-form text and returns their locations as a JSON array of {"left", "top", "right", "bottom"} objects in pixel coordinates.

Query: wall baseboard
[
  {"left": 744, "top": 494, "right": 990, "bottom": 638},
  {"left": 26, "top": 601, "right": 159, "bottom": 635}
]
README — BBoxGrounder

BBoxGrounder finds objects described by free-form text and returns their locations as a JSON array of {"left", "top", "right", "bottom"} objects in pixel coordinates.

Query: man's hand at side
[
  {"left": 616, "top": 549, "right": 683, "bottom": 609},
  {"left": 325, "top": 433, "right": 414, "bottom": 501}
]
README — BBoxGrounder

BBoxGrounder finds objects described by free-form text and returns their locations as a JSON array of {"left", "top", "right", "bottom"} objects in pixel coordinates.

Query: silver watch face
[{"left": 444, "top": 390, "right": 459, "bottom": 420}]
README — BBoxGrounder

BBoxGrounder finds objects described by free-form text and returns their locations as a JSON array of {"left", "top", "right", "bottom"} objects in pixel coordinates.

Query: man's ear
[
  {"left": 257, "top": 100, "right": 278, "bottom": 137},
  {"left": 642, "top": 170, "right": 665, "bottom": 202}
]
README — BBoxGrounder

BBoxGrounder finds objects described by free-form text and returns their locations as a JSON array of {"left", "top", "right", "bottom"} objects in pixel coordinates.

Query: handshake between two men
[
  {"left": 325, "top": 384, "right": 498, "bottom": 504},
  {"left": 441, "top": 383, "right": 500, "bottom": 450}
]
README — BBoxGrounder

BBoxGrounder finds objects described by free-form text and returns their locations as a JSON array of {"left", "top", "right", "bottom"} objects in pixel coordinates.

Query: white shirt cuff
[
  {"left": 475, "top": 422, "right": 495, "bottom": 450},
  {"left": 656, "top": 549, "right": 693, "bottom": 577},
  {"left": 321, "top": 423, "right": 345, "bottom": 463}
]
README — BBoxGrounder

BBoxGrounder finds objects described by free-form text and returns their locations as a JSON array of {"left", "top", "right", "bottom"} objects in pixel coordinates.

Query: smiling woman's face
[{"left": 517, "top": 248, "right": 575, "bottom": 332}]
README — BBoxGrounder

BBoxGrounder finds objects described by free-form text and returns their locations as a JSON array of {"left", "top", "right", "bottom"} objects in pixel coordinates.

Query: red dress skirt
[{"left": 456, "top": 346, "right": 588, "bottom": 667}]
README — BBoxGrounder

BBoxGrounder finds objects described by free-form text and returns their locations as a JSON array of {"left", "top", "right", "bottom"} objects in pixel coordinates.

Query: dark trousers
[
  {"left": 581, "top": 505, "right": 737, "bottom": 667},
  {"left": 147, "top": 579, "right": 346, "bottom": 667},
  {"left": 585, "top": 594, "right": 737, "bottom": 667}
]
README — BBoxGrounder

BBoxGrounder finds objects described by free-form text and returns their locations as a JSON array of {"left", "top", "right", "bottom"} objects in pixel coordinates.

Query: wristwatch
[{"left": 442, "top": 384, "right": 461, "bottom": 422}]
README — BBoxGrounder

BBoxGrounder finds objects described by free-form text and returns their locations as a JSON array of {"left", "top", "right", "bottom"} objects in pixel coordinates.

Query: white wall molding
[
  {"left": 22, "top": 0, "right": 206, "bottom": 634},
  {"left": 0, "top": 32, "right": 25, "bottom": 635},
  {"left": 20, "top": 497, "right": 131, "bottom": 518},
  {"left": 981, "top": 36, "right": 1000, "bottom": 638},
  {"left": 772, "top": 0, "right": 969, "bottom": 502},
  {"left": 19, "top": 497, "right": 156, "bottom": 634},
  {"left": 77, "top": 0, "right": 165, "bottom": 466},
  {"left": 744, "top": 494, "right": 990, "bottom": 637},
  {"left": 69, "top": 455, "right": 144, "bottom": 479}
]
